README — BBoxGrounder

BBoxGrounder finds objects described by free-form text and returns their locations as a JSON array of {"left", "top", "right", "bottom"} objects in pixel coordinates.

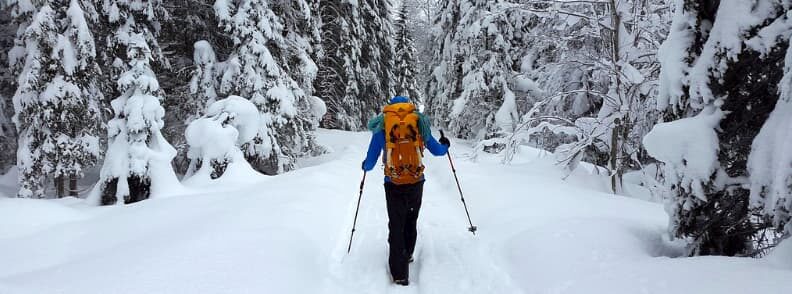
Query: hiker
[{"left": 361, "top": 96, "right": 450, "bottom": 286}]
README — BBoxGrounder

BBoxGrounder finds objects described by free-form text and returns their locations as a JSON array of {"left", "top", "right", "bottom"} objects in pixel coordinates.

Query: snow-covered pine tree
[
  {"left": 645, "top": 0, "right": 790, "bottom": 256},
  {"left": 314, "top": 0, "right": 365, "bottom": 130},
  {"left": 749, "top": 45, "right": 792, "bottom": 240},
  {"left": 0, "top": 4, "right": 18, "bottom": 173},
  {"left": 265, "top": 0, "right": 326, "bottom": 161},
  {"left": 189, "top": 40, "right": 218, "bottom": 116},
  {"left": 314, "top": 0, "right": 396, "bottom": 130},
  {"left": 393, "top": 3, "right": 421, "bottom": 101},
  {"left": 156, "top": 0, "right": 235, "bottom": 175},
  {"left": 12, "top": 0, "right": 103, "bottom": 198},
  {"left": 213, "top": 0, "right": 323, "bottom": 175},
  {"left": 96, "top": 33, "right": 179, "bottom": 205},
  {"left": 97, "top": 0, "right": 169, "bottom": 99},
  {"left": 360, "top": 0, "right": 396, "bottom": 103},
  {"left": 3, "top": 0, "right": 40, "bottom": 174},
  {"left": 425, "top": 0, "right": 540, "bottom": 142}
]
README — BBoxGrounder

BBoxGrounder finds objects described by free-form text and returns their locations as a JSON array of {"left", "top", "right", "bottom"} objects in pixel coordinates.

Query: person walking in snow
[{"left": 362, "top": 96, "right": 450, "bottom": 286}]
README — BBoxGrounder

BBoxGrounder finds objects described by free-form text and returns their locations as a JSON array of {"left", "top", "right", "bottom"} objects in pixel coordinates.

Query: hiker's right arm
[{"left": 362, "top": 131, "right": 384, "bottom": 171}]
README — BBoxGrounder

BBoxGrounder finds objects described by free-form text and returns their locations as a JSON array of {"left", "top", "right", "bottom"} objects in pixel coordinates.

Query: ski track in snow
[{"left": 323, "top": 151, "right": 522, "bottom": 294}]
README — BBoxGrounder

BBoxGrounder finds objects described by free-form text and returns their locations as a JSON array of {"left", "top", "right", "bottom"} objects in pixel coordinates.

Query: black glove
[{"left": 439, "top": 130, "right": 451, "bottom": 147}]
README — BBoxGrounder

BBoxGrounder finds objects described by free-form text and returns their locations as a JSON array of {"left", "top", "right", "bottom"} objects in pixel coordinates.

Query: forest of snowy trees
[{"left": 0, "top": 0, "right": 790, "bottom": 259}]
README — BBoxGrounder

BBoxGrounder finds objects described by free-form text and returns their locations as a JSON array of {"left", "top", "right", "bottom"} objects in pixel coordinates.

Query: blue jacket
[{"left": 362, "top": 113, "right": 448, "bottom": 182}]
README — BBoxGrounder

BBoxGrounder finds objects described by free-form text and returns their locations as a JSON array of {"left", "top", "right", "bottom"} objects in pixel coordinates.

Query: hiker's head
[{"left": 388, "top": 96, "right": 410, "bottom": 105}]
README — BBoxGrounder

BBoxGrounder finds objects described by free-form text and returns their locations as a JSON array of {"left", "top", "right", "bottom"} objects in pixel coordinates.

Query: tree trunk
[
  {"left": 55, "top": 175, "right": 65, "bottom": 198},
  {"left": 69, "top": 175, "right": 78, "bottom": 197},
  {"left": 610, "top": 117, "right": 623, "bottom": 194},
  {"left": 608, "top": 0, "right": 624, "bottom": 195}
]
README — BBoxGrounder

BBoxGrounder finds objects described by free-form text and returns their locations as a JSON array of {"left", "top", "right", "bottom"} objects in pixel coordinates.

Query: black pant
[{"left": 384, "top": 180, "right": 424, "bottom": 281}]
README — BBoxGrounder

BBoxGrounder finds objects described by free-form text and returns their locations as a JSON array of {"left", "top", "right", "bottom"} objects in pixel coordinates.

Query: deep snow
[{"left": 0, "top": 129, "right": 790, "bottom": 294}]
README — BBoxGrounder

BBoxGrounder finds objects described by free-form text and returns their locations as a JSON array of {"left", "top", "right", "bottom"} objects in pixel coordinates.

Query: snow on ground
[{"left": 0, "top": 129, "right": 790, "bottom": 294}]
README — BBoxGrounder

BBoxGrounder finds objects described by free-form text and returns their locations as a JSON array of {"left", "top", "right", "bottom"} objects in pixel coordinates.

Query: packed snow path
[{"left": 0, "top": 130, "right": 790, "bottom": 294}]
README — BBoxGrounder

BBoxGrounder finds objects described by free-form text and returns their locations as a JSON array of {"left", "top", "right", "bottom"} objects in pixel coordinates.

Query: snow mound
[{"left": 184, "top": 96, "right": 264, "bottom": 185}]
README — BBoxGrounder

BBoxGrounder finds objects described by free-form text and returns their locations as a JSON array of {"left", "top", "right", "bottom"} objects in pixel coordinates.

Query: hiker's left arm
[
  {"left": 417, "top": 113, "right": 448, "bottom": 156},
  {"left": 425, "top": 133, "right": 448, "bottom": 156}
]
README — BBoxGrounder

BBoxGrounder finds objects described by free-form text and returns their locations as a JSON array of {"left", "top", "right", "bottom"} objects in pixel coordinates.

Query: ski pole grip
[{"left": 440, "top": 130, "right": 445, "bottom": 138}]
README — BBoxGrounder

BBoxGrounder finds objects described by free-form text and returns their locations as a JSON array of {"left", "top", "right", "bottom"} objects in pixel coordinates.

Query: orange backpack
[{"left": 383, "top": 102, "right": 425, "bottom": 185}]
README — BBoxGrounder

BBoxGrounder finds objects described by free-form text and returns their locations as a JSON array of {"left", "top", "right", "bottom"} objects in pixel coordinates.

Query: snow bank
[
  {"left": 765, "top": 238, "right": 792, "bottom": 270},
  {"left": 643, "top": 107, "right": 724, "bottom": 200},
  {"left": 1, "top": 130, "right": 790, "bottom": 294},
  {"left": 0, "top": 166, "right": 17, "bottom": 188},
  {"left": 0, "top": 197, "right": 87, "bottom": 239}
]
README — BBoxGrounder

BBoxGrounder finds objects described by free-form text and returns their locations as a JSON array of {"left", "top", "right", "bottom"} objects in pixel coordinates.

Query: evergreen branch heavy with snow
[{"left": 646, "top": 0, "right": 791, "bottom": 256}]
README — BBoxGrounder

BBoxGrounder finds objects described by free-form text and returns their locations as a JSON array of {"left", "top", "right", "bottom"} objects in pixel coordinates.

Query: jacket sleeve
[
  {"left": 362, "top": 131, "right": 385, "bottom": 171},
  {"left": 424, "top": 132, "right": 449, "bottom": 156},
  {"left": 417, "top": 112, "right": 448, "bottom": 156}
]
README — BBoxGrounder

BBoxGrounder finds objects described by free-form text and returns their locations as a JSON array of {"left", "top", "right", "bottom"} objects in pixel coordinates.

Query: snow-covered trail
[
  {"left": 322, "top": 140, "right": 521, "bottom": 294},
  {"left": 0, "top": 129, "right": 790, "bottom": 294}
]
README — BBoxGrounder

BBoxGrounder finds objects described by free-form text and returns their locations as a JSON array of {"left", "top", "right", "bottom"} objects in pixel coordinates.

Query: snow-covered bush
[
  {"left": 463, "top": 0, "right": 670, "bottom": 195},
  {"left": 94, "top": 33, "right": 179, "bottom": 205},
  {"left": 185, "top": 96, "right": 260, "bottom": 180}
]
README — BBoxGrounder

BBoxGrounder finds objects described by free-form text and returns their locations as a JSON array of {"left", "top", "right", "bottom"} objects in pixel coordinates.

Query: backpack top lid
[{"left": 383, "top": 100, "right": 416, "bottom": 116}]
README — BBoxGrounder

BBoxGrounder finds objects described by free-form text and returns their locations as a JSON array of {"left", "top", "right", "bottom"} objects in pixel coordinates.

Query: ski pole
[
  {"left": 440, "top": 130, "right": 478, "bottom": 235},
  {"left": 347, "top": 171, "right": 367, "bottom": 254}
]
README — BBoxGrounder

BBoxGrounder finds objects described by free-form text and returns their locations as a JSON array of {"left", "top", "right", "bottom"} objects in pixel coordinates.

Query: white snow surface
[{"left": 1, "top": 129, "right": 790, "bottom": 293}]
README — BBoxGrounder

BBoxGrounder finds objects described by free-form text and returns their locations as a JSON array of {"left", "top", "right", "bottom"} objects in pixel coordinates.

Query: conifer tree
[
  {"left": 97, "top": 0, "right": 169, "bottom": 99},
  {"left": 12, "top": 0, "right": 102, "bottom": 198},
  {"left": 393, "top": 4, "right": 420, "bottom": 101},
  {"left": 0, "top": 4, "right": 19, "bottom": 173},
  {"left": 96, "top": 33, "right": 179, "bottom": 205},
  {"left": 315, "top": 0, "right": 396, "bottom": 130},
  {"left": 646, "top": 0, "right": 789, "bottom": 256},
  {"left": 425, "top": 0, "right": 535, "bottom": 140},
  {"left": 213, "top": 0, "right": 323, "bottom": 174}
]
